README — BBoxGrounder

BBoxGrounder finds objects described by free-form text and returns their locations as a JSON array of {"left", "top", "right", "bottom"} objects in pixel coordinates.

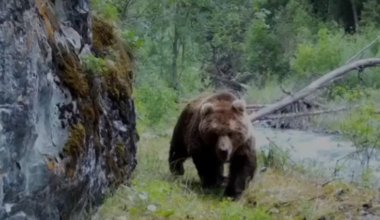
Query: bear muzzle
[{"left": 216, "top": 136, "right": 233, "bottom": 162}]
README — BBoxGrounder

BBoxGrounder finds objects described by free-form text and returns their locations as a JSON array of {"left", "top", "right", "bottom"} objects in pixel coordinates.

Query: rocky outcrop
[{"left": 0, "top": 1, "right": 138, "bottom": 219}]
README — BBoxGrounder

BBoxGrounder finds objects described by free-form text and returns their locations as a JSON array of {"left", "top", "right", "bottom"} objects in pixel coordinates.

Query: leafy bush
[
  {"left": 91, "top": 0, "right": 120, "bottom": 22},
  {"left": 339, "top": 104, "right": 380, "bottom": 167},
  {"left": 134, "top": 77, "right": 178, "bottom": 131},
  {"left": 360, "top": 0, "right": 380, "bottom": 28},
  {"left": 121, "top": 30, "right": 144, "bottom": 49},
  {"left": 245, "top": 9, "right": 290, "bottom": 85},
  {"left": 327, "top": 85, "right": 367, "bottom": 102},
  {"left": 291, "top": 28, "right": 342, "bottom": 77},
  {"left": 82, "top": 55, "right": 108, "bottom": 75}
]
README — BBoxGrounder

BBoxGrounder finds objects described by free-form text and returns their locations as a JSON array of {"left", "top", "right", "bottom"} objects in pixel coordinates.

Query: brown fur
[{"left": 168, "top": 91, "right": 257, "bottom": 199}]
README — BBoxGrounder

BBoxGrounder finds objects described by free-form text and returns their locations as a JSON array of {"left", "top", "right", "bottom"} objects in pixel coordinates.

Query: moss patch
[
  {"left": 35, "top": 0, "right": 59, "bottom": 41},
  {"left": 80, "top": 101, "right": 97, "bottom": 125},
  {"left": 104, "top": 62, "right": 133, "bottom": 100},
  {"left": 92, "top": 17, "right": 116, "bottom": 53},
  {"left": 55, "top": 48, "right": 90, "bottom": 98},
  {"left": 92, "top": 17, "right": 134, "bottom": 100},
  {"left": 63, "top": 123, "right": 86, "bottom": 159},
  {"left": 62, "top": 123, "right": 86, "bottom": 177}
]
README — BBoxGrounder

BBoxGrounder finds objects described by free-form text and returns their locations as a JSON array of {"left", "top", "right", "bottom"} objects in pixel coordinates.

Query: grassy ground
[{"left": 94, "top": 129, "right": 379, "bottom": 220}]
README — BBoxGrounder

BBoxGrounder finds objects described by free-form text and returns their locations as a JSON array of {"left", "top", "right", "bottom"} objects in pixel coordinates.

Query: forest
[
  {"left": 87, "top": 0, "right": 380, "bottom": 128},
  {"left": 91, "top": 0, "right": 380, "bottom": 219}
]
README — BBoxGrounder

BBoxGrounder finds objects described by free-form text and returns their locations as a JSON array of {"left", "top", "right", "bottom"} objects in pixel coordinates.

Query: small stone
[
  {"left": 127, "top": 195, "right": 134, "bottom": 201},
  {"left": 260, "top": 167, "right": 267, "bottom": 173},
  {"left": 138, "top": 192, "right": 148, "bottom": 200},
  {"left": 5, "top": 203, "right": 13, "bottom": 213},
  {"left": 269, "top": 208, "right": 279, "bottom": 214},
  {"left": 147, "top": 204, "right": 157, "bottom": 212}
]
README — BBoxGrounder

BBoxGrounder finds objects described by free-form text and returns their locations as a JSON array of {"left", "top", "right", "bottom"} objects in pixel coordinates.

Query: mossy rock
[
  {"left": 91, "top": 16, "right": 135, "bottom": 100},
  {"left": 92, "top": 17, "right": 116, "bottom": 54},
  {"left": 62, "top": 123, "right": 86, "bottom": 177},
  {"left": 54, "top": 46, "right": 90, "bottom": 98},
  {"left": 53, "top": 15, "right": 136, "bottom": 182}
]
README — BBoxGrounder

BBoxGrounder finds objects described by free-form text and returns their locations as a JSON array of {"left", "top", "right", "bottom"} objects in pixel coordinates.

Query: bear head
[{"left": 198, "top": 98, "right": 251, "bottom": 162}]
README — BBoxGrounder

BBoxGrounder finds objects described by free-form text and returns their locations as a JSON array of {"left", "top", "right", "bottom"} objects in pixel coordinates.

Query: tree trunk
[
  {"left": 171, "top": 5, "right": 180, "bottom": 90},
  {"left": 350, "top": 0, "right": 359, "bottom": 31}
]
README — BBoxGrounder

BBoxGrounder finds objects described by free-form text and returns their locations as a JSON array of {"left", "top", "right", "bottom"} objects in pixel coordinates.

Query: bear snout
[{"left": 217, "top": 136, "right": 232, "bottom": 162}]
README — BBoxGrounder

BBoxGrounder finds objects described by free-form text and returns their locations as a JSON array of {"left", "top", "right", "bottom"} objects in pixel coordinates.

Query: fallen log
[
  {"left": 249, "top": 58, "right": 380, "bottom": 122},
  {"left": 258, "top": 106, "right": 351, "bottom": 120}
]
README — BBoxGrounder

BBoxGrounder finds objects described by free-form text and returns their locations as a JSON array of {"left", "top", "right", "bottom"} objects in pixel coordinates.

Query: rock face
[{"left": 0, "top": 0, "right": 138, "bottom": 219}]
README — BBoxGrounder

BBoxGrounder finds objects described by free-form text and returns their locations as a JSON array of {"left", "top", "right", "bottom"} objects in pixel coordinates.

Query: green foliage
[
  {"left": 96, "top": 0, "right": 380, "bottom": 97},
  {"left": 135, "top": 77, "right": 178, "bottom": 130},
  {"left": 121, "top": 30, "right": 144, "bottom": 49},
  {"left": 291, "top": 28, "right": 342, "bottom": 77},
  {"left": 338, "top": 103, "right": 380, "bottom": 173},
  {"left": 327, "top": 85, "right": 367, "bottom": 102},
  {"left": 261, "top": 143, "right": 292, "bottom": 171},
  {"left": 361, "top": 168, "right": 376, "bottom": 188},
  {"left": 245, "top": 0, "right": 321, "bottom": 84},
  {"left": 340, "top": 104, "right": 380, "bottom": 151},
  {"left": 82, "top": 55, "right": 108, "bottom": 75},
  {"left": 91, "top": 0, "right": 120, "bottom": 22},
  {"left": 361, "top": 0, "right": 380, "bottom": 28},
  {"left": 95, "top": 0, "right": 380, "bottom": 150},
  {"left": 245, "top": 9, "right": 290, "bottom": 84}
]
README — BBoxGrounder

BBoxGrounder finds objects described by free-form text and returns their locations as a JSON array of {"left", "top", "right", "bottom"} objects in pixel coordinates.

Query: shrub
[
  {"left": 134, "top": 77, "right": 178, "bottom": 131},
  {"left": 245, "top": 9, "right": 290, "bottom": 85},
  {"left": 82, "top": 55, "right": 108, "bottom": 75},
  {"left": 291, "top": 28, "right": 342, "bottom": 77},
  {"left": 91, "top": 0, "right": 120, "bottom": 22},
  {"left": 339, "top": 104, "right": 380, "bottom": 167}
]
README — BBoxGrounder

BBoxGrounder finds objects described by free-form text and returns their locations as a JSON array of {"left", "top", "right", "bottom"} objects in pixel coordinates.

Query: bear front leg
[
  {"left": 224, "top": 149, "right": 257, "bottom": 199},
  {"left": 169, "top": 109, "right": 192, "bottom": 175},
  {"left": 192, "top": 151, "right": 224, "bottom": 188},
  {"left": 169, "top": 140, "right": 188, "bottom": 175},
  {"left": 169, "top": 132, "right": 189, "bottom": 175}
]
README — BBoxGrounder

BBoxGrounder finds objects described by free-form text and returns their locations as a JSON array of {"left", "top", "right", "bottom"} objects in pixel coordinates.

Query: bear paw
[{"left": 170, "top": 162, "right": 185, "bottom": 175}]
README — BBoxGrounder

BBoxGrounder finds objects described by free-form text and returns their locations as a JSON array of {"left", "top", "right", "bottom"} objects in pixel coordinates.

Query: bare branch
[
  {"left": 280, "top": 83, "right": 292, "bottom": 95},
  {"left": 345, "top": 35, "right": 380, "bottom": 64},
  {"left": 246, "top": 104, "right": 267, "bottom": 110}
]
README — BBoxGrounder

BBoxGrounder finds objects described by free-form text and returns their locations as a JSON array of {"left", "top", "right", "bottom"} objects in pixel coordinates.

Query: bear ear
[
  {"left": 232, "top": 100, "right": 246, "bottom": 113},
  {"left": 200, "top": 102, "right": 214, "bottom": 116}
]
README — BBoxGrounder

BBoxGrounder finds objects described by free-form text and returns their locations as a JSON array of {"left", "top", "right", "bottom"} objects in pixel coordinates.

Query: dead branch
[
  {"left": 249, "top": 58, "right": 380, "bottom": 122},
  {"left": 246, "top": 104, "right": 267, "bottom": 110},
  {"left": 210, "top": 75, "right": 249, "bottom": 91},
  {"left": 345, "top": 35, "right": 380, "bottom": 64},
  {"left": 280, "top": 83, "right": 292, "bottom": 95}
]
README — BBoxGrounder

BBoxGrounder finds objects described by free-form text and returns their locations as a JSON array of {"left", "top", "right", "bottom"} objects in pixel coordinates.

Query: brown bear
[{"left": 168, "top": 91, "right": 257, "bottom": 199}]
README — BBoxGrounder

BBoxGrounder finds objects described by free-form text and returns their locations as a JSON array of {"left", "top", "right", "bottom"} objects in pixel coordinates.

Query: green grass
[
  {"left": 244, "top": 77, "right": 301, "bottom": 104},
  {"left": 95, "top": 135, "right": 271, "bottom": 220},
  {"left": 94, "top": 130, "right": 378, "bottom": 220}
]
